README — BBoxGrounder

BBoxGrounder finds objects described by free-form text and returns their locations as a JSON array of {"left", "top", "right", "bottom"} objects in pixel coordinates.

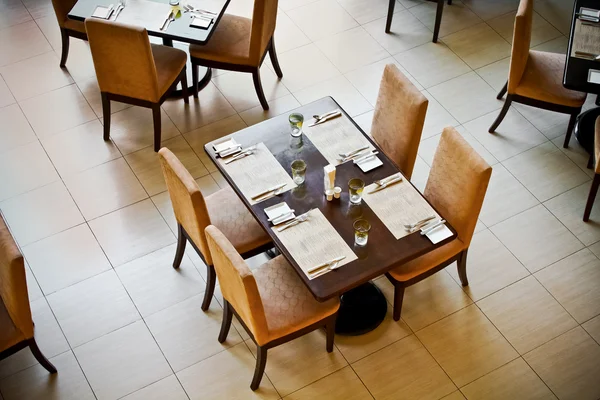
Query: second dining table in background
[
  {"left": 68, "top": 0, "right": 230, "bottom": 94},
  {"left": 205, "top": 97, "right": 457, "bottom": 335}
]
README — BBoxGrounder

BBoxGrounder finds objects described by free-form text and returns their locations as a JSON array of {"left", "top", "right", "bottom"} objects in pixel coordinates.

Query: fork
[
  {"left": 375, "top": 173, "right": 402, "bottom": 186},
  {"left": 276, "top": 213, "right": 309, "bottom": 232},
  {"left": 404, "top": 215, "right": 436, "bottom": 231}
]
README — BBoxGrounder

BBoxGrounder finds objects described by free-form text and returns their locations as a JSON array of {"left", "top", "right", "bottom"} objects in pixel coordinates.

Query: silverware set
[
  {"left": 368, "top": 174, "right": 403, "bottom": 194},
  {"left": 337, "top": 146, "right": 372, "bottom": 163},
  {"left": 308, "top": 109, "right": 341, "bottom": 126},
  {"left": 420, "top": 219, "right": 446, "bottom": 235},
  {"left": 307, "top": 256, "right": 346, "bottom": 278},
  {"left": 404, "top": 215, "right": 436, "bottom": 232},
  {"left": 251, "top": 183, "right": 287, "bottom": 201},
  {"left": 268, "top": 209, "right": 295, "bottom": 223},
  {"left": 112, "top": 1, "right": 125, "bottom": 20},
  {"left": 223, "top": 145, "right": 256, "bottom": 164},
  {"left": 575, "top": 51, "right": 600, "bottom": 61},
  {"left": 161, "top": 10, "right": 174, "bottom": 30},
  {"left": 183, "top": 4, "right": 216, "bottom": 20},
  {"left": 276, "top": 212, "right": 310, "bottom": 232}
]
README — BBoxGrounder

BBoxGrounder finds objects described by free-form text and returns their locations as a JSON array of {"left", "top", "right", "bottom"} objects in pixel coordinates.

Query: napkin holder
[{"left": 323, "top": 164, "right": 336, "bottom": 194}]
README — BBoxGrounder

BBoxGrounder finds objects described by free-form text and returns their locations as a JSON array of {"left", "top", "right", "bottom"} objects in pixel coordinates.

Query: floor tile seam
[
  {"left": 0, "top": 347, "right": 70, "bottom": 384},
  {"left": 278, "top": 0, "right": 320, "bottom": 14},
  {"left": 527, "top": 270, "right": 584, "bottom": 327},
  {"left": 532, "top": 1, "right": 571, "bottom": 35}
]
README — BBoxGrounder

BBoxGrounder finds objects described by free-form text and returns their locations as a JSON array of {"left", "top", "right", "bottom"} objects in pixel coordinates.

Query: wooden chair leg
[
  {"left": 201, "top": 265, "right": 216, "bottom": 311},
  {"left": 497, "top": 81, "right": 508, "bottom": 99},
  {"left": 489, "top": 95, "right": 512, "bottom": 133},
  {"left": 192, "top": 62, "right": 199, "bottom": 98},
  {"left": 180, "top": 68, "right": 189, "bottom": 104},
  {"left": 268, "top": 38, "right": 283, "bottom": 79},
  {"left": 385, "top": 0, "right": 396, "bottom": 33},
  {"left": 152, "top": 103, "right": 161, "bottom": 152},
  {"left": 392, "top": 283, "right": 405, "bottom": 321},
  {"left": 584, "top": 174, "right": 600, "bottom": 222},
  {"left": 251, "top": 346, "right": 267, "bottom": 390},
  {"left": 563, "top": 110, "right": 579, "bottom": 148},
  {"left": 59, "top": 29, "right": 70, "bottom": 68},
  {"left": 101, "top": 92, "right": 111, "bottom": 141},
  {"left": 28, "top": 338, "right": 57, "bottom": 373},
  {"left": 457, "top": 249, "right": 469, "bottom": 286},
  {"left": 325, "top": 315, "right": 336, "bottom": 353},
  {"left": 218, "top": 300, "right": 233, "bottom": 343},
  {"left": 173, "top": 223, "right": 187, "bottom": 269},
  {"left": 432, "top": 0, "right": 444, "bottom": 43},
  {"left": 252, "top": 69, "right": 269, "bottom": 110}
]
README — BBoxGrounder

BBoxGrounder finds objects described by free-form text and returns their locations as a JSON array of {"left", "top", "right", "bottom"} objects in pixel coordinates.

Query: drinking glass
[
  {"left": 348, "top": 178, "right": 365, "bottom": 204},
  {"left": 354, "top": 219, "right": 371, "bottom": 246},
  {"left": 289, "top": 113, "right": 304, "bottom": 137},
  {"left": 291, "top": 160, "right": 307, "bottom": 184}
]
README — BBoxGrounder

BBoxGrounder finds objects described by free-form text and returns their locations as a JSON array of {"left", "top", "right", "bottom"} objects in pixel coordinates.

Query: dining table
[
  {"left": 68, "top": 0, "right": 230, "bottom": 94},
  {"left": 205, "top": 97, "right": 457, "bottom": 335},
  {"left": 564, "top": 0, "right": 600, "bottom": 158}
]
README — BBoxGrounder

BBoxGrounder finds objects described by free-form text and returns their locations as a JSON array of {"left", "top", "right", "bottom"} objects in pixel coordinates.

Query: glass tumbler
[
  {"left": 289, "top": 113, "right": 304, "bottom": 137},
  {"left": 348, "top": 178, "right": 365, "bottom": 204},
  {"left": 354, "top": 219, "right": 371, "bottom": 246},
  {"left": 291, "top": 160, "right": 307, "bottom": 184}
]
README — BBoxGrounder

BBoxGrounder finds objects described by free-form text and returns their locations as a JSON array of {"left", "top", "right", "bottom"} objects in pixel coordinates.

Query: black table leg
[
  {"left": 161, "top": 37, "right": 212, "bottom": 97},
  {"left": 335, "top": 281, "right": 388, "bottom": 336},
  {"left": 574, "top": 107, "right": 600, "bottom": 160}
]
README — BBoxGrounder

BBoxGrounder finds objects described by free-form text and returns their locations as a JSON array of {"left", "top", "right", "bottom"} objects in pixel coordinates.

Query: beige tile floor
[{"left": 1, "top": 0, "right": 600, "bottom": 398}]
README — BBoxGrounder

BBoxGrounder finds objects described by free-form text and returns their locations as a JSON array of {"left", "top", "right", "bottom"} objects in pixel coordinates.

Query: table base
[
  {"left": 335, "top": 282, "right": 387, "bottom": 336},
  {"left": 574, "top": 106, "right": 600, "bottom": 157},
  {"left": 162, "top": 38, "right": 212, "bottom": 98}
]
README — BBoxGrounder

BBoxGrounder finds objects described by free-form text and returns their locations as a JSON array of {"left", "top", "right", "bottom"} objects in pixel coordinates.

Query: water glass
[
  {"left": 289, "top": 113, "right": 304, "bottom": 137},
  {"left": 354, "top": 219, "right": 371, "bottom": 246},
  {"left": 348, "top": 178, "right": 365, "bottom": 204},
  {"left": 291, "top": 160, "right": 307, "bottom": 184}
]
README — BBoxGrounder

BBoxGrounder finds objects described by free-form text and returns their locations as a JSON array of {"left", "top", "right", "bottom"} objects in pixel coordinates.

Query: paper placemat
[
  {"left": 571, "top": 19, "right": 600, "bottom": 58},
  {"left": 116, "top": 0, "right": 171, "bottom": 29},
  {"left": 217, "top": 142, "right": 296, "bottom": 205},
  {"left": 362, "top": 178, "right": 440, "bottom": 240},
  {"left": 302, "top": 116, "right": 376, "bottom": 166},
  {"left": 272, "top": 209, "right": 357, "bottom": 280}
]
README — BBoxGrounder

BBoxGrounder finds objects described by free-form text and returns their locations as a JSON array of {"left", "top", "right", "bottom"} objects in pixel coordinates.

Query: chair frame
[
  {"left": 386, "top": 249, "right": 468, "bottom": 321},
  {"left": 101, "top": 67, "right": 189, "bottom": 152},
  {"left": 0, "top": 337, "right": 57, "bottom": 374},
  {"left": 490, "top": 82, "right": 581, "bottom": 148},
  {"left": 219, "top": 299, "right": 336, "bottom": 390},
  {"left": 172, "top": 223, "right": 273, "bottom": 311},
  {"left": 59, "top": 28, "right": 88, "bottom": 68},
  {"left": 190, "top": 37, "right": 283, "bottom": 110},
  {"left": 584, "top": 174, "right": 600, "bottom": 221},
  {"left": 386, "top": 0, "right": 452, "bottom": 43}
]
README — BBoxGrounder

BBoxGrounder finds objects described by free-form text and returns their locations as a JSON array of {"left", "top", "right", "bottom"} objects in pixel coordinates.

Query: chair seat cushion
[
  {"left": 0, "top": 298, "right": 24, "bottom": 352},
  {"left": 253, "top": 256, "right": 340, "bottom": 341},
  {"left": 205, "top": 186, "right": 271, "bottom": 256},
  {"left": 189, "top": 14, "right": 252, "bottom": 66},
  {"left": 64, "top": 18, "right": 86, "bottom": 33},
  {"left": 151, "top": 44, "right": 188, "bottom": 98},
  {"left": 514, "top": 50, "right": 586, "bottom": 108},
  {"left": 388, "top": 238, "right": 465, "bottom": 282}
]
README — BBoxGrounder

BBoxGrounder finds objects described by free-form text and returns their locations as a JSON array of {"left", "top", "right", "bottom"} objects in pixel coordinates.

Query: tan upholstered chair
[
  {"left": 51, "top": 0, "right": 87, "bottom": 67},
  {"left": 371, "top": 64, "right": 428, "bottom": 180},
  {"left": 158, "top": 148, "right": 272, "bottom": 311},
  {"left": 205, "top": 225, "right": 339, "bottom": 390},
  {"left": 0, "top": 216, "right": 56, "bottom": 374},
  {"left": 583, "top": 117, "right": 600, "bottom": 221},
  {"left": 188, "top": 0, "right": 282, "bottom": 110},
  {"left": 85, "top": 19, "right": 189, "bottom": 152},
  {"left": 489, "top": 0, "right": 585, "bottom": 148},
  {"left": 385, "top": 127, "right": 492, "bottom": 321}
]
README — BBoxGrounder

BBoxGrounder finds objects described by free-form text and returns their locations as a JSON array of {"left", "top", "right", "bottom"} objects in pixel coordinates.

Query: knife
[
  {"left": 307, "top": 256, "right": 346, "bottom": 274},
  {"left": 251, "top": 183, "right": 287, "bottom": 200}
]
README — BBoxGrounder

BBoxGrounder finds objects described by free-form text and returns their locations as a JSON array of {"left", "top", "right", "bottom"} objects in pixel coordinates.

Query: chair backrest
[
  {"left": 507, "top": 0, "right": 533, "bottom": 93},
  {"left": 248, "top": 0, "right": 279, "bottom": 65},
  {"left": 158, "top": 148, "right": 214, "bottom": 264},
  {"left": 85, "top": 19, "right": 160, "bottom": 102},
  {"left": 371, "top": 64, "right": 428, "bottom": 180},
  {"left": 424, "top": 127, "right": 492, "bottom": 247},
  {"left": 595, "top": 117, "right": 600, "bottom": 174},
  {"left": 51, "top": 0, "right": 78, "bottom": 27},
  {"left": 205, "top": 225, "right": 270, "bottom": 345},
  {"left": 0, "top": 215, "right": 33, "bottom": 348}
]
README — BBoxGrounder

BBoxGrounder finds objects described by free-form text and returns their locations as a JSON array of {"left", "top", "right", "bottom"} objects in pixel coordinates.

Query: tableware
[
  {"left": 161, "top": 10, "right": 173, "bottom": 30},
  {"left": 291, "top": 160, "right": 307, "bottom": 184},
  {"left": 353, "top": 151, "right": 379, "bottom": 165},
  {"left": 357, "top": 157, "right": 383, "bottom": 173},
  {"left": 264, "top": 202, "right": 295, "bottom": 224},
  {"left": 325, "top": 189, "right": 334, "bottom": 201},
  {"left": 375, "top": 173, "right": 402, "bottom": 186},
  {"left": 255, "top": 187, "right": 285, "bottom": 202},
  {"left": 289, "top": 113, "right": 304, "bottom": 137},
  {"left": 313, "top": 110, "right": 340, "bottom": 123},
  {"left": 367, "top": 175, "right": 402, "bottom": 194},
  {"left": 307, "top": 256, "right": 346, "bottom": 275},
  {"left": 404, "top": 215, "right": 436, "bottom": 230},
  {"left": 276, "top": 212, "right": 309, "bottom": 232},
  {"left": 333, "top": 187, "right": 341, "bottom": 199},
  {"left": 339, "top": 146, "right": 369, "bottom": 159},
  {"left": 223, "top": 145, "right": 256, "bottom": 164},
  {"left": 354, "top": 219, "right": 371, "bottom": 246},
  {"left": 251, "top": 183, "right": 287, "bottom": 200},
  {"left": 113, "top": 3, "right": 124, "bottom": 19},
  {"left": 420, "top": 219, "right": 446, "bottom": 235},
  {"left": 92, "top": 4, "right": 114, "bottom": 19},
  {"left": 308, "top": 110, "right": 341, "bottom": 126},
  {"left": 348, "top": 178, "right": 365, "bottom": 204}
]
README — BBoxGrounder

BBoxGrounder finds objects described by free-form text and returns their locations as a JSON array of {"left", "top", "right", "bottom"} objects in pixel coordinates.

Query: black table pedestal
[
  {"left": 162, "top": 38, "right": 212, "bottom": 97},
  {"left": 335, "top": 281, "right": 388, "bottom": 336},
  {"left": 574, "top": 106, "right": 600, "bottom": 158}
]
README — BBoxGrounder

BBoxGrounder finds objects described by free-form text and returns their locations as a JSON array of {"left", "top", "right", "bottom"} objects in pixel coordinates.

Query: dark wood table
[
  {"left": 68, "top": 0, "right": 230, "bottom": 93},
  {"left": 564, "top": 0, "right": 600, "bottom": 158},
  {"left": 205, "top": 97, "right": 457, "bottom": 335}
]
